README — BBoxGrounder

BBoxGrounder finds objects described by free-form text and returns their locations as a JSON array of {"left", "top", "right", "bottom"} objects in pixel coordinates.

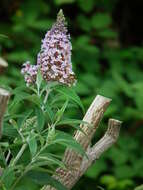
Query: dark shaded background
[{"left": 0, "top": 0, "right": 143, "bottom": 189}]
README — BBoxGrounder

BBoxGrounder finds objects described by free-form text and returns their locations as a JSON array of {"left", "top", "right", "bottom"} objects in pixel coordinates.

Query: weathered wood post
[
  {"left": 45, "top": 95, "right": 122, "bottom": 190},
  {"left": 0, "top": 88, "right": 10, "bottom": 176},
  {"left": 0, "top": 57, "right": 8, "bottom": 74},
  {"left": 0, "top": 88, "right": 10, "bottom": 138}
]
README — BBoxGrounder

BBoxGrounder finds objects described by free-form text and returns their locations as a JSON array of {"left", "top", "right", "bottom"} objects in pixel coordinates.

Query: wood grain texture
[
  {"left": 0, "top": 88, "right": 10, "bottom": 138},
  {"left": 80, "top": 119, "right": 122, "bottom": 176},
  {"left": 44, "top": 95, "right": 122, "bottom": 190},
  {"left": 0, "top": 57, "right": 8, "bottom": 74}
]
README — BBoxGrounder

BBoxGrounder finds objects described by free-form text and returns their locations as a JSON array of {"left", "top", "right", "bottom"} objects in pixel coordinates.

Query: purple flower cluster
[
  {"left": 21, "top": 10, "right": 76, "bottom": 87},
  {"left": 21, "top": 61, "right": 39, "bottom": 86}
]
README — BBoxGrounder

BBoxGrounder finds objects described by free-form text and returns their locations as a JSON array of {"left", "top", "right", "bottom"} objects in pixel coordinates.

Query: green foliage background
[{"left": 0, "top": 0, "right": 143, "bottom": 189}]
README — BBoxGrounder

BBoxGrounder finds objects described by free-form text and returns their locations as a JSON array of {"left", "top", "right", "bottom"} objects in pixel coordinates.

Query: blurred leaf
[
  {"left": 55, "top": 100, "right": 69, "bottom": 123},
  {"left": 99, "top": 28, "right": 117, "bottom": 39},
  {"left": 26, "top": 95, "right": 41, "bottom": 106},
  {"left": 36, "top": 70, "right": 43, "bottom": 93},
  {"left": 27, "top": 132, "right": 37, "bottom": 157},
  {"left": 54, "top": 0, "right": 75, "bottom": 5},
  {"left": 26, "top": 170, "right": 67, "bottom": 190},
  {"left": 57, "top": 118, "right": 91, "bottom": 126},
  {"left": 107, "top": 147, "right": 128, "bottom": 165},
  {"left": 1, "top": 167, "right": 15, "bottom": 189},
  {"left": 75, "top": 81, "right": 91, "bottom": 95},
  {"left": 14, "top": 177, "right": 39, "bottom": 190},
  {"left": 91, "top": 13, "right": 112, "bottom": 29},
  {"left": 56, "top": 87, "right": 85, "bottom": 113},
  {"left": 3, "top": 123, "right": 18, "bottom": 138},
  {"left": 112, "top": 71, "right": 133, "bottom": 97},
  {"left": 57, "top": 118, "right": 92, "bottom": 134},
  {"left": 37, "top": 153, "right": 65, "bottom": 168},
  {"left": 100, "top": 175, "right": 117, "bottom": 187},
  {"left": 77, "top": 15, "right": 92, "bottom": 32},
  {"left": 28, "top": 20, "right": 52, "bottom": 30},
  {"left": 17, "top": 109, "right": 33, "bottom": 128},
  {"left": 78, "top": 0, "right": 95, "bottom": 12},
  {"left": 135, "top": 185, "right": 143, "bottom": 190},
  {"left": 54, "top": 131, "right": 87, "bottom": 157},
  {"left": 85, "top": 159, "right": 107, "bottom": 179},
  {"left": 6, "top": 51, "right": 32, "bottom": 62},
  {"left": 0, "top": 34, "right": 8, "bottom": 39},
  {"left": 114, "top": 165, "right": 136, "bottom": 179},
  {"left": 45, "top": 106, "right": 55, "bottom": 123},
  {"left": 35, "top": 108, "right": 45, "bottom": 132},
  {"left": 118, "top": 179, "right": 134, "bottom": 190},
  {"left": 133, "top": 159, "right": 143, "bottom": 177}
]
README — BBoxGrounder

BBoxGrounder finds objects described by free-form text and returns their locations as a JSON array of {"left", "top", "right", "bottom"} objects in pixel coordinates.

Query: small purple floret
[{"left": 21, "top": 61, "right": 39, "bottom": 86}]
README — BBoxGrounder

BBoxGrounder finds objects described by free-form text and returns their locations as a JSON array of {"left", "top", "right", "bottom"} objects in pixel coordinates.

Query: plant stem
[
  {"left": 10, "top": 164, "right": 30, "bottom": 190},
  {"left": 42, "top": 89, "right": 50, "bottom": 111},
  {"left": 31, "top": 143, "right": 48, "bottom": 163},
  {"left": 10, "top": 143, "right": 27, "bottom": 167},
  {"left": 10, "top": 143, "right": 49, "bottom": 189},
  {"left": 6, "top": 149, "right": 11, "bottom": 163},
  {"left": 44, "top": 90, "right": 50, "bottom": 105}
]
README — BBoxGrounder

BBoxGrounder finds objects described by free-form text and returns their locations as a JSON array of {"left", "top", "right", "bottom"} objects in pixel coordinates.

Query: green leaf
[
  {"left": 57, "top": 118, "right": 91, "bottom": 126},
  {"left": 37, "top": 153, "right": 65, "bottom": 169},
  {"left": 99, "top": 28, "right": 117, "bottom": 39},
  {"left": 36, "top": 70, "right": 43, "bottom": 94},
  {"left": 17, "top": 110, "right": 33, "bottom": 129},
  {"left": 0, "top": 147, "right": 7, "bottom": 166},
  {"left": 12, "top": 86, "right": 28, "bottom": 95},
  {"left": 77, "top": 14, "right": 92, "bottom": 32},
  {"left": 2, "top": 123, "right": 18, "bottom": 138},
  {"left": 54, "top": 100, "right": 69, "bottom": 124},
  {"left": 54, "top": 0, "right": 75, "bottom": 5},
  {"left": 57, "top": 118, "right": 92, "bottom": 135},
  {"left": 56, "top": 87, "right": 84, "bottom": 113},
  {"left": 30, "top": 161, "right": 56, "bottom": 170},
  {"left": 118, "top": 179, "right": 134, "bottom": 189},
  {"left": 45, "top": 106, "right": 55, "bottom": 123},
  {"left": 112, "top": 72, "right": 133, "bottom": 97},
  {"left": 100, "top": 175, "right": 117, "bottom": 185},
  {"left": 100, "top": 175, "right": 117, "bottom": 190},
  {"left": 107, "top": 147, "right": 128, "bottom": 165},
  {"left": 7, "top": 51, "right": 32, "bottom": 62},
  {"left": 12, "top": 92, "right": 30, "bottom": 103},
  {"left": 28, "top": 20, "right": 53, "bottom": 30},
  {"left": 9, "top": 93, "right": 40, "bottom": 112},
  {"left": 91, "top": 13, "right": 112, "bottom": 29},
  {"left": 47, "top": 126, "right": 56, "bottom": 143},
  {"left": 78, "top": 0, "right": 95, "bottom": 13},
  {"left": 11, "top": 86, "right": 40, "bottom": 106},
  {"left": 9, "top": 119, "right": 19, "bottom": 129},
  {"left": 86, "top": 159, "right": 107, "bottom": 179},
  {"left": 14, "top": 177, "right": 40, "bottom": 190},
  {"left": 26, "top": 170, "right": 67, "bottom": 190},
  {"left": 1, "top": 167, "right": 15, "bottom": 189},
  {"left": 135, "top": 185, "right": 143, "bottom": 190},
  {"left": 27, "top": 132, "right": 37, "bottom": 157},
  {"left": 114, "top": 165, "right": 136, "bottom": 179},
  {"left": 0, "top": 142, "right": 9, "bottom": 148},
  {"left": 26, "top": 94, "right": 41, "bottom": 106},
  {"left": 54, "top": 131, "right": 87, "bottom": 158},
  {"left": 0, "top": 34, "right": 8, "bottom": 39},
  {"left": 35, "top": 108, "right": 45, "bottom": 131}
]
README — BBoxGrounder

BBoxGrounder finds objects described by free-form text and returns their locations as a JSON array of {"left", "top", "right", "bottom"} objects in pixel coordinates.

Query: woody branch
[{"left": 45, "top": 95, "right": 122, "bottom": 190}]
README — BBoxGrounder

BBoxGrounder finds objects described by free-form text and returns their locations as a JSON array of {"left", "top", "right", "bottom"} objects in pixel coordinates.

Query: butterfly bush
[{"left": 21, "top": 10, "right": 76, "bottom": 86}]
